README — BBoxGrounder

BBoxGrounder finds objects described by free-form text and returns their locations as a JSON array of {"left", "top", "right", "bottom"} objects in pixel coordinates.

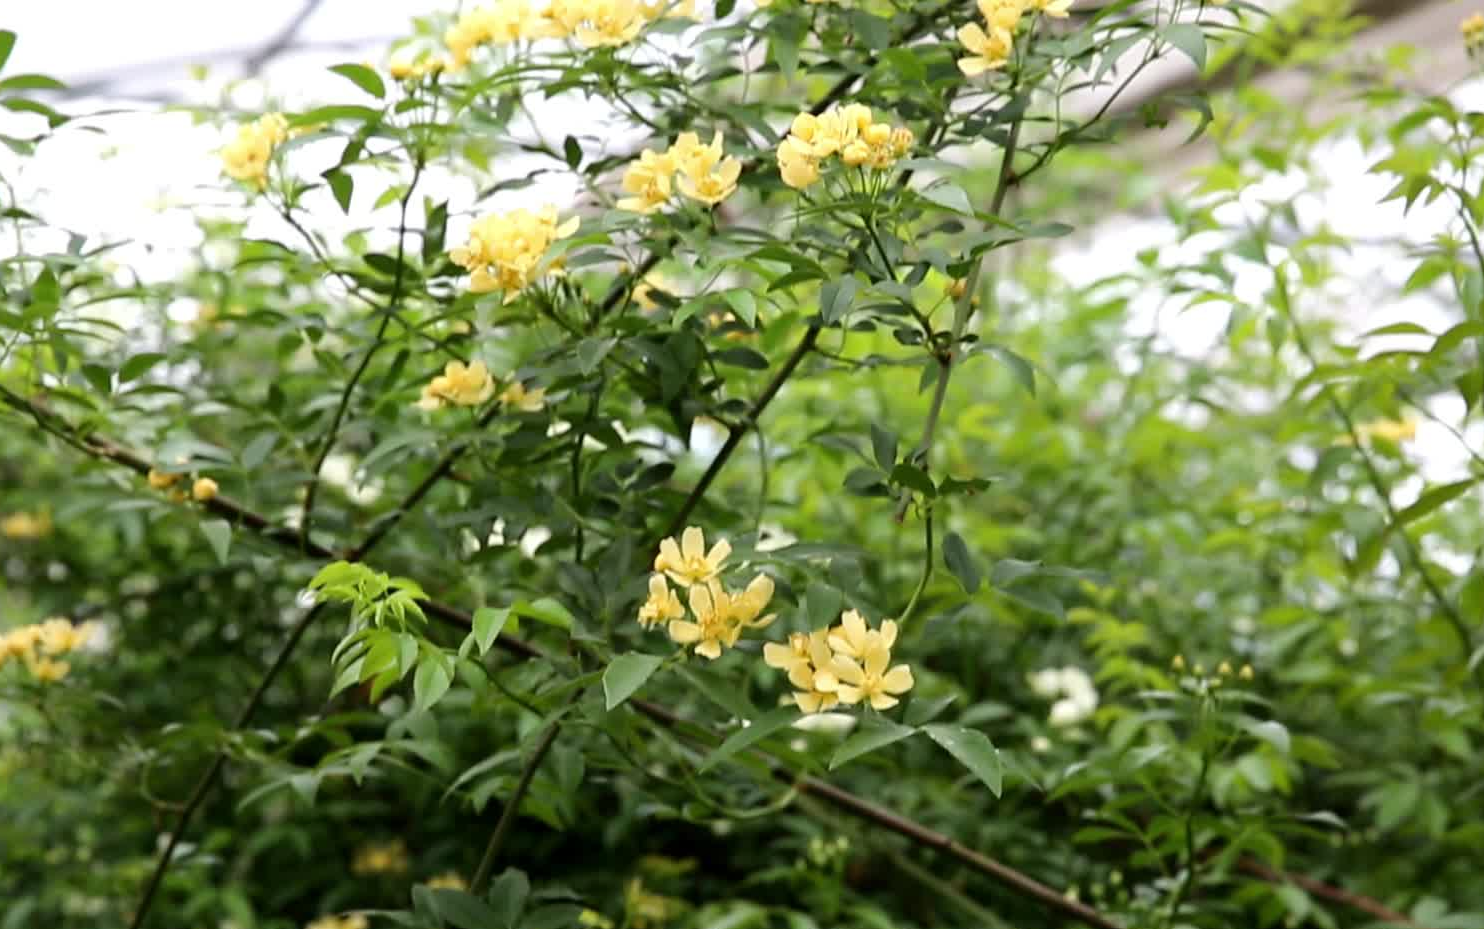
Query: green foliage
[{"left": 4, "top": 2, "right": 1484, "bottom": 928}]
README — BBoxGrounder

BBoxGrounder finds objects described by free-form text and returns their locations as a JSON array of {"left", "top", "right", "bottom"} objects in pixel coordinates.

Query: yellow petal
[{"left": 881, "top": 664, "right": 914, "bottom": 694}]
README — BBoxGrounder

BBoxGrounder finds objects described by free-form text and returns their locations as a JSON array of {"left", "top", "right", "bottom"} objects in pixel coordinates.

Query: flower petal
[
  {"left": 881, "top": 664, "right": 915, "bottom": 694},
  {"left": 668, "top": 620, "right": 701, "bottom": 643},
  {"left": 869, "top": 692, "right": 900, "bottom": 711},
  {"left": 681, "top": 526, "right": 705, "bottom": 560}
]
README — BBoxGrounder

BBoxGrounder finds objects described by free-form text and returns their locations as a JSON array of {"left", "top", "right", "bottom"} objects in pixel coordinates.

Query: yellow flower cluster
[
  {"left": 449, "top": 206, "right": 580, "bottom": 300},
  {"left": 1464, "top": 13, "right": 1484, "bottom": 50},
  {"left": 388, "top": 47, "right": 448, "bottom": 81},
  {"left": 306, "top": 916, "right": 368, "bottom": 929},
  {"left": 444, "top": 0, "right": 695, "bottom": 66},
  {"left": 956, "top": 0, "right": 1070, "bottom": 76},
  {"left": 618, "top": 131, "right": 742, "bottom": 213},
  {"left": 764, "top": 610, "right": 914, "bottom": 712},
  {"left": 351, "top": 839, "right": 410, "bottom": 875},
  {"left": 417, "top": 361, "right": 548, "bottom": 412},
  {"left": 145, "top": 468, "right": 219, "bottom": 503},
  {"left": 0, "top": 617, "right": 94, "bottom": 683},
  {"left": 221, "top": 113, "right": 289, "bottom": 189},
  {"left": 1, "top": 510, "right": 51, "bottom": 539},
  {"left": 640, "top": 527, "right": 776, "bottom": 659},
  {"left": 775, "top": 104, "right": 914, "bottom": 190}
]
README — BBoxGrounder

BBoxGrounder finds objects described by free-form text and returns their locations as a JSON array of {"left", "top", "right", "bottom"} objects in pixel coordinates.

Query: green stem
[{"left": 471, "top": 715, "right": 564, "bottom": 892}]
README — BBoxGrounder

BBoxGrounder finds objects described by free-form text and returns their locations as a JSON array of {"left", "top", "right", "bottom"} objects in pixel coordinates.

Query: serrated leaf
[
  {"left": 699, "top": 705, "right": 798, "bottom": 772},
  {"left": 923, "top": 724, "right": 1002, "bottom": 797},
  {"left": 328, "top": 62, "right": 386, "bottom": 99},
  {"left": 200, "top": 519, "right": 231, "bottom": 565},
  {"left": 830, "top": 718, "right": 915, "bottom": 769},
  {"left": 602, "top": 653, "right": 665, "bottom": 710},
  {"left": 942, "top": 531, "right": 981, "bottom": 594}
]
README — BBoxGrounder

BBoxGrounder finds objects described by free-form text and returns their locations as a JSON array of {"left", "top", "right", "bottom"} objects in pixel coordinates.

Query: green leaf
[
  {"left": 0, "top": 32, "right": 15, "bottom": 75},
  {"left": 327, "top": 63, "right": 386, "bottom": 99},
  {"left": 985, "top": 344, "right": 1036, "bottom": 395},
  {"left": 723, "top": 288, "right": 757, "bottom": 327},
  {"left": 512, "top": 597, "right": 574, "bottom": 629},
  {"left": 923, "top": 724, "right": 1002, "bottom": 797},
  {"left": 602, "top": 652, "right": 665, "bottom": 710},
  {"left": 942, "top": 531, "right": 981, "bottom": 594},
  {"left": 426, "top": 888, "right": 504, "bottom": 929},
  {"left": 1163, "top": 23, "right": 1207, "bottom": 71},
  {"left": 488, "top": 868, "right": 530, "bottom": 929},
  {"left": 200, "top": 519, "right": 232, "bottom": 566},
  {"left": 563, "top": 134, "right": 583, "bottom": 168},
  {"left": 289, "top": 105, "right": 382, "bottom": 127},
  {"left": 699, "top": 705, "right": 798, "bottom": 772},
  {"left": 1396, "top": 479, "right": 1475, "bottom": 526},
  {"left": 119, "top": 352, "right": 167, "bottom": 383},
  {"left": 323, "top": 168, "right": 353, "bottom": 213},
  {"left": 921, "top": 182, "right": 974, "bottom": 216},
  {"left": 830, "top": 718, "right": 915, "bottom": 769},
  {"left": 1242, "top": 719, "right": 1291, "bottom": 756},
  {"left": 889, "top": 462, "right": 935, "bottom": 497},
  {"left": 870, "top": 422, "right": 897, "bottom": 471},
  {"left": 414, "top": 656, "right": 453, "bottom": 713},
  {"left": 473, "top": 606, "right": 509, "bottom": 656},
  {"left": 820, "top": 275, "right": 858, "bottom": 324},
  {"left": 0, "top": 73, "right": 66, "bottom": 93}
]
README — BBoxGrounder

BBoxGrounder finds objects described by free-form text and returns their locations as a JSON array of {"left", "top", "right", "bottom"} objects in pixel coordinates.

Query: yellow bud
[
  {"left": 841, "top": 140, "right": 871, "bottom": 167},
  {"left": 1216, "top": 660, "right": 1232, "bottom": 677},
  {"left": 192, "top": 477, "right": 219, "bottom": 502},
  {"left": 864, "top": 123, "right": 892, "bottom": 146},
  {"left": 147, "top": 468, "right": 180, "bottom": 489},
  {"left": 1239, "top": 663, "right": 1254, "bottom": 681},
  {"left": 949, "top": 278, "right": 968, "bottom": 299},
  {"left": 1171, "top": 654, "right": 1185, "bottom": 671},
  {"left": 1193, "top": 663, "right": 1205, "bottom": 676}
]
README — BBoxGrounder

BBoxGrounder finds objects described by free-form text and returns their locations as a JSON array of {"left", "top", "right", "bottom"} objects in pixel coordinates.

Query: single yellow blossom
[
  {"left": 192, "top": 477, "right": 219, "bottom": 502},
  {"left": 827, "top": 609, "right": 897, "bottom": 660},
  {"left": 351, "top": 839, "right": 410, "bottom": 875},
  {"left": 499, "top": 380, "right": 547, "bottom": 412},
  {"left": 678, "top": 156, "right": 741, "bottom": 206},
  {"left": 1, "top": 511, "right": 51, "bottom": 539},
  {"left": 147, "top": 469, "right": 181, "bottom": 490},
  {"left": 221, "top": 113, "right": 289, "bottom": 189},
  {"left": 26, "top": 655, "right": 69, "bottom": 682},
  {"left": 776, "top": 136, "right": 821, "bottom": 189},
  {"left": 957, "top": 22, "right": 1014, "bottom": 75},
  {"left": 573, "top": 0, "right": 651, "bottom": 47},
  {"left": 638, "top": 574, "right": 684, "bottom": 629},
  {"left": 616, "top": 148, "right": 677, "bottom": 214},
  {"left": 653, "top": 525, "right": 731, "bottom": 587},
  {"left": 829, "top": 626, "right": 914, "bottom": 710},
  {"left": 418, "top": 360, "right": 497, "bottom": 410},
  {"left": 669, "top": 580, "right": 735, "bottom": 658}
]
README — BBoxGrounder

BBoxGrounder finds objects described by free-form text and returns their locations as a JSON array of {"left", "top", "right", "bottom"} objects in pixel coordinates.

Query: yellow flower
[
  {"left": 37, "top": 617, "right": 91, "bottom": 655},
  {"left": 764, "top": 629, "right": 842, "bottom": 713},
  {"left": 624, "top": 878, "right": 685, "bottom": 929},
  {"left": 638, "top": 574, "right": 685, "bottom": 629},
  {"left": 573, "top": 0, "right": 651, "bottom": 47},
  {"left": 776, "top": 136, "right": 821, "bottom": 189},
  {"left": 147, "top": 468, "right": 181, "bottom": 490},
  {"left": 450, "top": 206, "right": 580, "bottom": 301},
  {"left": 616, "top": 148, "right": 676, "bottom": 214},
  {"left": 829, "top": 625, "right": 914, "bottom": 710},
  {"left": 826, "top": 609, "right": 897, "bottom": 660},
  {"left": 678, "top": 156, "right": 741, "bottom": 206},
  {"left": 1352, "top": 417, "right": 1417, "bottom": 444},
  {"left": 978, "top": 0, "right": 1026, "bottom": 31},
  {"left": 669, "top": 130, "right": 726, "bottom": 179},
  {"left": 1, "top": 511, "right": 51, "bottom": 539},
  {"left": 427, "top": 872, "right": 467, "bottom": 890},
  {"left": 26, "top": 655, "right": 69, "bottom": 682},
  {"left": 221, "top": 113, "right": 289, "bottom": 189},
  {"left": 192, "top": 477, "right": 219, "bottom": 502},
  {"left": 578, "top": 909, "right": 615, "bottom": 929},
  {"left": 351, "top": 839, "right": 410, "bottom": 875},
  {"left": 957, "top": 22, "right": 1014, "bottom": 75},
  {"left": 1463, "top": 12, "right": 1484, "bottom": 40},
  {"left": 390, "top": 47, "right": 447, "bottom": 80},
  {"left": 418, "top": 360, "right": 497, "bottom": 410},
  {"left": 670, "top": 581, "right": 736, "bottom": 659},
  {"left": 1029, "top": 0, "right": 1071, "bottom": 17},
  {"left": 307, "top": 916, "right": 370, "bottom": 929},
  {"left": 499, "top": 380, "right": 547, "bottom": 412},
  {"left": 653, "top": 526, "right": 731, "bottom": 587}
]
